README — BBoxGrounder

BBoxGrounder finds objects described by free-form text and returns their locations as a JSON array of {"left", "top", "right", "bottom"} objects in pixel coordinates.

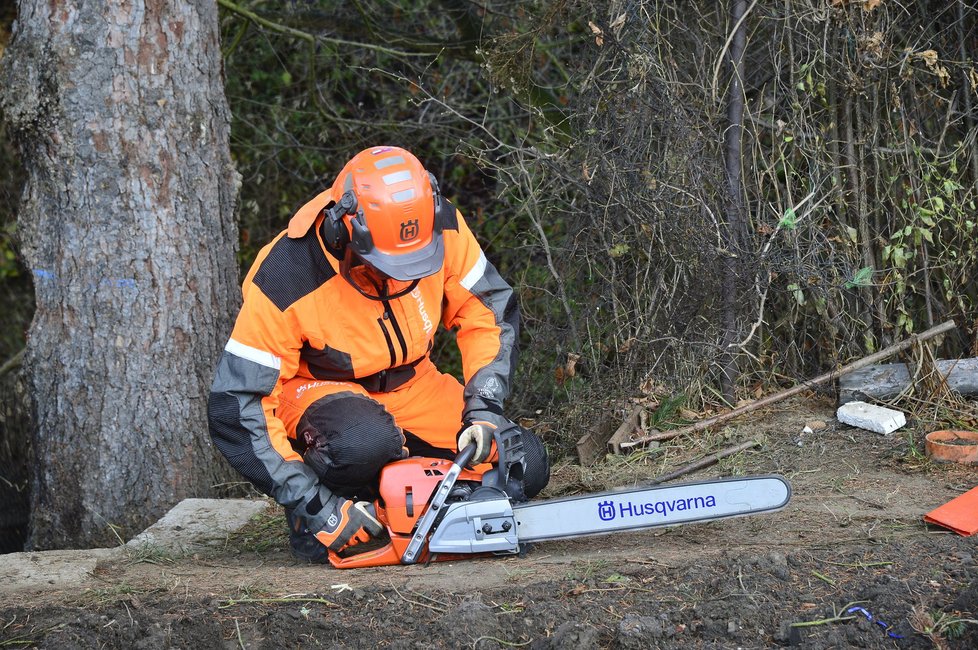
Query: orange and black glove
[{"left": 313, "top": 496, "right": 383, "bottom": 553}]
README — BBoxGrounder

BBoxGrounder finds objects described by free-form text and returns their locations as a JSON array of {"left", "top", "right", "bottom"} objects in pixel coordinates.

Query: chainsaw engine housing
[{"left": 379, "top": 457, "right": 483, "bottom": 534}]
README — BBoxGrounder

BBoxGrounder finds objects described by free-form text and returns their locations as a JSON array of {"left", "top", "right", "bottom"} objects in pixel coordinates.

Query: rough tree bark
[{"left": 0, "top": 0, "right": 241, "bottom": 549}]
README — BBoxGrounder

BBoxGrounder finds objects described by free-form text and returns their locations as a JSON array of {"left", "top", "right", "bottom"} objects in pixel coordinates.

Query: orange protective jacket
[{"left": 207, "top": 191, "right": 518, "bottom": 529}]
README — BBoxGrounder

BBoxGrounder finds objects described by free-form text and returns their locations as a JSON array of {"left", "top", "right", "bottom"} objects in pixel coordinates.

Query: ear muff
[
  {"left": 321, "top": 190, "right": 358, "bottom": 251},
  {"left": 350, "top": 211, "right": 374, "bottom": 256},
  {"left": 319, "top": 201, "right": 346, "bottom": 250},
  {"left": 427, "top": 171, "right": 445, "bottom": 232},
  {"left": 427, "top": 172, "right": 442, "bottom": 211}
]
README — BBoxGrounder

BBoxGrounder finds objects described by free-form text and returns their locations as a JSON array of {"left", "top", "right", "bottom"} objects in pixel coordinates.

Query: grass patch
[
  {"left": 123, "top": 543, "right": 182, "bottom": 566},
  {"left": 222, "top": 505, "right": 287, "bottom": 555}
]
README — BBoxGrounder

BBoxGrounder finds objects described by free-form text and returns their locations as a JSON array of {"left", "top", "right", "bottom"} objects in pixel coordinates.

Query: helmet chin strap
[{"left": 340, "top": 249, "right": 419, "bottom": 301}]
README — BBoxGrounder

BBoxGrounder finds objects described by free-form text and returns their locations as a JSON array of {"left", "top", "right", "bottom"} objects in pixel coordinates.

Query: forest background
[{"left": 0, "top": 0, "right": 976, "bottom": 552}]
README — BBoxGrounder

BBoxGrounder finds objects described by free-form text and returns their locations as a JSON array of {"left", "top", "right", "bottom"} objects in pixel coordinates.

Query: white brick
[{"left": 836, "top": 401, "right": 906, "bottom": 435}]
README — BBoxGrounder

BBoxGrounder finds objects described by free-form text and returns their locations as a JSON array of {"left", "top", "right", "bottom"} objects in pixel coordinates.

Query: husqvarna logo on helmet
[
  {"left": 598, "top": 500, "right": 616, "bottom": 521},
  {"left": 400, "top": 219, "right": 419, "bottom": 241}
]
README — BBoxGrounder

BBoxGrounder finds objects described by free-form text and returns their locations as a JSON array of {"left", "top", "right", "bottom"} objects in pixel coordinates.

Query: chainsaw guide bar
[
  {"left": 515, "top": 475, "right": 791, "bottom": 542},
  {"left": 428, "top": 475, "right": 791, "bottom": 555}
]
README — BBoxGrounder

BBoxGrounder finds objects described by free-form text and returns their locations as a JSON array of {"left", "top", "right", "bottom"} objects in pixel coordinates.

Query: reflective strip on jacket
[{"left": 207, "top": 190, "right": 518, "bottom": 528}]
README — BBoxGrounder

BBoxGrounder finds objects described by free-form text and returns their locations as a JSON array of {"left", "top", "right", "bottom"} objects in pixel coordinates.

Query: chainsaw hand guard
[{"left": 480, "top": 424, "right": 527, "bottom": 502}]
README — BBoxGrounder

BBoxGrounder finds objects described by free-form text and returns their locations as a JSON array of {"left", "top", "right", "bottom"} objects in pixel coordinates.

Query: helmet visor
[
  {"left": 356, "top": 231, "right": 445, "bottom": 282},
  {"left": 340, "top": 249, "right": 419, "bottom": 301}
]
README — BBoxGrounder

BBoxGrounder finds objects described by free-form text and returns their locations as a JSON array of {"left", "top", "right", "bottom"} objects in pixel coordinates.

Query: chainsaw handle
[{"left": 455, "top": 442, "right": 476, "bottom": 469}]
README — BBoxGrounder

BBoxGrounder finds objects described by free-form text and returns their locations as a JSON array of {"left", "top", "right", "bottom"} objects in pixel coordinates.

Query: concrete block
[
  {"left": 0, "top": 548, "right": 123, "bottom": 594},
  {"left": 127, "top": 498, "right": 269, "bottom": 553},
  {"left": 836, "top": 401, "right": 906, "bottom": 435}
]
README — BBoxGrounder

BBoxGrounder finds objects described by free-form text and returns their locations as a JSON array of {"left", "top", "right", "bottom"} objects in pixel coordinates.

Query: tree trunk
[
  {"left": 958, "top": 0, "right": 978, "bottom": 186},
  {"left": 720, "top": 0, "right": 747, "bottom": 403},
  {"left": 843, "top": 94, "right": 877, "bottom": 351},
  {"left": 0, "top": 0, "right": 241, "bottom": 549}
]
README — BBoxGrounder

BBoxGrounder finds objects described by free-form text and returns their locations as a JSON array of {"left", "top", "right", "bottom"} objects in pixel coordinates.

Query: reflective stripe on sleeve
[
  {"left": 460, "top": 251, "right": 488, "bottom": 291},
  {"left": 225, "top": 338, "right": 282, "bottom": 370}
]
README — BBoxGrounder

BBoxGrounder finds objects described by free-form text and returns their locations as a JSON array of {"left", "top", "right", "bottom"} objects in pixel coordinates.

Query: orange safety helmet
[{"left": 325, "top": 146, "right": 445, "bottom": 282}]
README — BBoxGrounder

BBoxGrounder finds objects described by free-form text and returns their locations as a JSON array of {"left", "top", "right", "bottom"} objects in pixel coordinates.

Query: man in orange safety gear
[{"left": 208, "top": 146, "right": 550, "bottom": 562}]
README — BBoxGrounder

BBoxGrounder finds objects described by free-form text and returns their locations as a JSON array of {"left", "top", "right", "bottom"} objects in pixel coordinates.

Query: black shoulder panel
[
  {"left": 253, "top": 233, "right": 336, "bottom": 311},
  {"left": 436, "top": 198, "right": 459, "bottom": 232}
]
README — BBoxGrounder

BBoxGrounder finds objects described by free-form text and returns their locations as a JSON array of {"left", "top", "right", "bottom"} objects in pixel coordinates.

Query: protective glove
[
  {"left": 463, "top": 408, "right": 512, "bottom": 433},
  {"left": 457, "top": 423, "right": 494, "bottom": 464},
  {"left": 313, "top": 496, "right": 384, "bottom": 553}
]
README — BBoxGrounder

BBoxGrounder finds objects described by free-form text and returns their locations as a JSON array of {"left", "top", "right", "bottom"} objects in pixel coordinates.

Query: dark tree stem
[{"left": 720, "top": 0, "right": 748, "bottom": 403}]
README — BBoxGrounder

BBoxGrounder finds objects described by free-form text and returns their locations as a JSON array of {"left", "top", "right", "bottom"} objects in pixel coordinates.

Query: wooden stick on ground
[
  {"left": 645, "top": 439, "right": 760, "bottom": 485},
  {"left": 611, "top": 319, "right": 957, "bottom": 453}
]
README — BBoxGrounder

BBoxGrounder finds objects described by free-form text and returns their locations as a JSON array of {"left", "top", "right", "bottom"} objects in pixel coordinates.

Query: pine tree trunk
[{"left": 0, "top": 0, "right": 241, "bottom": 549}]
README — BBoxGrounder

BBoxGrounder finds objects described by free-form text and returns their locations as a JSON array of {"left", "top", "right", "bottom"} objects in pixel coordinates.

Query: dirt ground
[{"left": 2, "top": 395, "right": 977, "bottom": 649}]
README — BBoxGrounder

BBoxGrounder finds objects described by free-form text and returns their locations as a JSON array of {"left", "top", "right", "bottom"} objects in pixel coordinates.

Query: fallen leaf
[
  {"left": 860, "top": 32, "right": 885, "bottom": 59},
  {"left": 564, "top": 352, "right": 580, "bottom": 378},
  {"left": 588, "top": 20, "right": 604, "bottom": 47},
  {"left": 862, "top": 0, "right": 882, "bottom": 10},
  {"left": 609, "top": 12, "right": 626, "bottom": 34},
  {"left": 639, "top": 376, "right": 667, "bottom": 397},
  {"left": 916, "top": 49, "right": 938, "bottom": 67},
  {"left": 554, "top": 352, "right": 580, "bottom": 385}
]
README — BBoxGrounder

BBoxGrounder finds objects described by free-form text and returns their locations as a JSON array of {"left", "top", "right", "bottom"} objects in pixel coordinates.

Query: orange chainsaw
[{"left": 328, "top": 430, "right": 790, "bottom": 569}]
